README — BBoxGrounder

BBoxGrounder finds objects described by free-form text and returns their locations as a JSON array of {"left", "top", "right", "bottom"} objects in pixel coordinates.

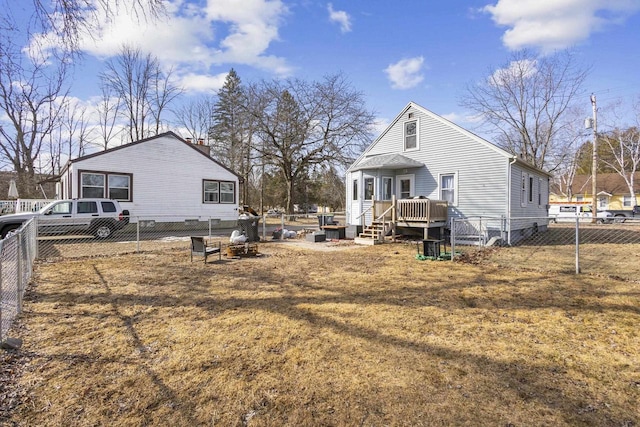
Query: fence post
[
  {"left": 0, "top": 241, "right": 3, "bottom": 342},
  {"left": 16, "top": 232, "right": 23, "bottom": 313},
  {"left": 136, "top": 219, "right": 140, "bottom": 253},
  {"left": 280, "top": 213, "right": 285, "bottom": 240},
  {"left": 575, "top": 216, "right": 580, "bottom": 274},
  {"left": 262, "top": 214, "right": 267, "bottom": 241},
  {"left": 450, "top": 218, "right": 456, "bottom": 261}
]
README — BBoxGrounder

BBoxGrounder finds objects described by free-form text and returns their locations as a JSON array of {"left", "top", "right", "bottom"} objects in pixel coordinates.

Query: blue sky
[{"left": 18, "top": 0, "right": 640, "bottom": 135}]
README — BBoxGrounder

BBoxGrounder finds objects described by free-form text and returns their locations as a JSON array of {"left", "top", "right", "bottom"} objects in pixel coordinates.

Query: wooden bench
[{"left": 190, "top": 236, "right": 222, "bottom": 263}]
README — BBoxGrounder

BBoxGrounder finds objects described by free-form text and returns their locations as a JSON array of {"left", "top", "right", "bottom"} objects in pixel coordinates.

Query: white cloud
[
  {"left": 483, "top": 0, "right": 640, "bottom": 52},
  {"left": 27, "top": 0, "right": 292, "bottom": 79},
  {"left": 327, "top": 3, "right": 352, "bottom": 33},
  {"left": 177, "top": 72, "right": 229, "bottom": 93},
  {"left": 384, "top": 57, "right": 425, "bottom": 90},
  {"left": 490, "top": 58, "right": 538, "bottom": 86}
]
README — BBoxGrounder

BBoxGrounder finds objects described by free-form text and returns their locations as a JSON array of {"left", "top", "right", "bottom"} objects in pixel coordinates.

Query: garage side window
[
  {"left": 82, "top": 173, "right": 105, "bottom": 198},
  {"left": 108, "top": 175, "right": 131, "bottom": 200},
  {"left": 80, "top": 171, "right": 132, "bottom": 201},
  {"left": 203, "top": 180, "right": 236, "bottom": 204}
]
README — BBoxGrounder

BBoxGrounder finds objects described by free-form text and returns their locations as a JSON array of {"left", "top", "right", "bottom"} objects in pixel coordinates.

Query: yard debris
[{"left": 0, "top": 338, "right": 22, "bottom": 350}]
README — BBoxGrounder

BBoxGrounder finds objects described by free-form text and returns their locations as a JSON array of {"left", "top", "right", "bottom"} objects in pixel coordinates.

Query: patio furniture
[{"left": 190, "top": 236, "right": 221, "bottom": 263}]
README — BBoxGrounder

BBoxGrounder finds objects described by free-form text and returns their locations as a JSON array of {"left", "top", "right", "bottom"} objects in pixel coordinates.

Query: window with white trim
[
  {"left": 404, "top": 120, "right": 418, "bottom": 151},
  {"left": 576, "top": 195, "right": 584, "bottom": 202},
  {"left": 80, "top": 171, "right": 131, "bottom": 201},
  {"left": 382, "top": 177, "right": 392, "bottom": 200},
  {"left": 440, "top": 173, "right": 456, "bottom": 205},
  {"left": 203, "top": 180, "right": 235, "bottom": 204},
  {"left": 81, "top": 173, "right": 105, "bottom": 198},
  {"left": 623, "top": 195, "right": 633, "bottom": 207},
  {"left": 521, "top": 172, "right": 527, "bottom": 207},
  {"left": 528, "top": 176, "right": 534, "bottom": 203},
  {"left": 538, "top": 178, "right": 543, "bottom": 206},
  {"left": 108, "top": 175, "right": 130, "bottom": 200},
  {"left": 364, "top": 177, "right": 374, "bottom": 200},
  {"left": 352, "top": 179, "right": 358, "bottom": 201}
]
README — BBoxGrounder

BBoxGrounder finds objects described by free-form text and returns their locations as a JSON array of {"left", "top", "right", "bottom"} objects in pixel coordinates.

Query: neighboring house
[
  {"left": 58, "top": 132, "right": 240, "bottom": 225},
  {"left": 346, "top": 102, "right": 551, "bottom": 245},
  {"left": 550, "top": 173, "right": 639, "bottom": 211}
]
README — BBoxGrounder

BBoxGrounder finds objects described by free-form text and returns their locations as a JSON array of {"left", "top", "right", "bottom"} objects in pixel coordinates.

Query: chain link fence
[
  {"left": 452, "top": 216, "right": 640, "bottom": 281},
  {"left": 0, "top": 219, "right": 38, "bottom": 343},
  {"left": 34, "top": 213, "right": 344, "bottom": 260}
]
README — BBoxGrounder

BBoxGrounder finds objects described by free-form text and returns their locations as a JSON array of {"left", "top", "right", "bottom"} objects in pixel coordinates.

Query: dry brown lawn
[{"left": 3, "top": 240, "right": 640, "bottom": 426}]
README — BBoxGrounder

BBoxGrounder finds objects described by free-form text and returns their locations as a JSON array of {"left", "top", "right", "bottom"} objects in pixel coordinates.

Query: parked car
[
  {"left": 0, "top": 198, "right": 130, "bottom": 239},
  {"left": 549, "top": 204, "right": 613, "bottom": 224}
]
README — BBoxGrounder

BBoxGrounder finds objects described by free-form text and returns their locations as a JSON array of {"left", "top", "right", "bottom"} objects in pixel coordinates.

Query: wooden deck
[{"left": 356, "top": 197, "right": 448, "bottom": 242}]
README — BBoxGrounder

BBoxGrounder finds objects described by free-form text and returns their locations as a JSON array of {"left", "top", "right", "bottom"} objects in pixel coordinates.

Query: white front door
[
  {"left": 598, "top": 196, "right": 609, "bottom": 209},
  {"left": 396, "top": 174, "right": 414, "bottom": 199}
]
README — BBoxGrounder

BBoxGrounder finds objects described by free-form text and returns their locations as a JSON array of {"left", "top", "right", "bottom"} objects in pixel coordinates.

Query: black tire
[
  {"left": 1, "top": 224, "right": 21, "bottom": 239},
  {"left": 93, "top": 223, "right": 113, "bottom": 239},
  {"left": 614, "top": 215, "right": 626, "bottom": 223}
]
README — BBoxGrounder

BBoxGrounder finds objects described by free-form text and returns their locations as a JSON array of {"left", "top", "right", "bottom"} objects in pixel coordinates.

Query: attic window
[
  {"left": 408, "top": 112, "right": 415, "bottom": 119},
  {"left": 404, "top": 120, "right": 418, "bottom": 151}
]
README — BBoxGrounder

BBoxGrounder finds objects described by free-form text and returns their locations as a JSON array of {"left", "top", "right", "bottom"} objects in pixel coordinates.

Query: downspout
[{"left": 507, "top": 157, "right": 517, "bottom": 245}]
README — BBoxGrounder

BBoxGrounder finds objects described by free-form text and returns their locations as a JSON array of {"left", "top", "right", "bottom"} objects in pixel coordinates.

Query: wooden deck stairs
[
  {"left": 354, "top": 220, "right": 387, "bottom": 245},
  {"left": 353, "top": 196, "right": 449, "bottom": 246}
]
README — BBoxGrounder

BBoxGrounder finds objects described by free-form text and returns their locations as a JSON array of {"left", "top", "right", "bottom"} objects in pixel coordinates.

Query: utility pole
[{"left": 590, "top": 94, "right": 598, "bottom": 223}]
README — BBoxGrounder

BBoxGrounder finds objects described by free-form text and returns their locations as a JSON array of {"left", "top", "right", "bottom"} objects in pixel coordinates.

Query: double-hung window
[
  {"left": 82, "top": 173, "right": 105, "bottom": 198},
  {"left": 440, "top": 174, "right": 456, "bottom": 205},
  {"left": 364, "top": 177, "right": 374, "bottom": 200},
  {"left": 382, "top": 177, "right": 392, "bottom": 200},
  {"left": 404, "top": 120, "right": 418, "bottom": 151},
  {"left": 203, "top": 180, "right": 235, "bottom": 204},
  {"left": 80, "top": 171, "right": 131, "bottom": 201}
]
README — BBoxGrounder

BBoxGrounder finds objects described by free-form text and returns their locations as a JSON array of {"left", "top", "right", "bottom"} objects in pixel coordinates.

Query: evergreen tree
[{"left": 210, "top": 69, "right": 254, "bottom": 206}]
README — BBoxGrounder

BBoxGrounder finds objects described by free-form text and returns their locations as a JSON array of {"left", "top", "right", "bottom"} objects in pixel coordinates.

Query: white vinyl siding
[
  {"left": 348, "top": 104, "right": 549, "bottom": 223},
  {"left": 68, "top": 135, "right": 239, "bottom": 220}
]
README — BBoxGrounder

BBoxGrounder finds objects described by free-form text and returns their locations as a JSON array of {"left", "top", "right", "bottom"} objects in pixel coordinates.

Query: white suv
[
  {"left": 0, "top": 198, "right": 130, "bottom": 238},
  {"left": 549, "top": 204, "right": 613, "bottom": 224}
]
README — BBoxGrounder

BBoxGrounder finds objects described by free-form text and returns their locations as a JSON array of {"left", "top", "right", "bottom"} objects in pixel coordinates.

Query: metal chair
[{"left": 190, "top": 236, "right": 221, "bottom": 263}]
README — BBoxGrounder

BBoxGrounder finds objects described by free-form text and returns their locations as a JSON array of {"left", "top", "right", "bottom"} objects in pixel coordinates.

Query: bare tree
[
  {"left": 173, "top": 96, "right": 215, "bottom": 142},
  {"left": 599, "top": 126, "right": 640, "bottom": 206},
  {"left": 245, "top": 73, "right": 376, "bottom": 214},
  {"left": 94, "top": 84, "right": 123, "bottom": 150},
  {"left": 0, "top": 34, "right": 70, "bottom": 197},
  {"left": 46, "top": 99, "right": 92, "bottom": 174},
  {"left": 461, "top": 50, "right": 589, "bottom": 171},
  {"left": 100, "top": 45, "right": 181, "bottom": 143}
]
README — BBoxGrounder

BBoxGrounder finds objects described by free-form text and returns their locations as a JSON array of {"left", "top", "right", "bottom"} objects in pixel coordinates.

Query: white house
[
  {"left": 346, "top": 102, "right": 551, "bottom": 245},
  {"left": 58, "top": 132, "right": 241, "bottom": 225}
]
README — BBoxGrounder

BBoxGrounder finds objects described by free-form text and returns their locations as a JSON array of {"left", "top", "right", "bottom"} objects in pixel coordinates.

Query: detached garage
[{"left": 58, "top": 132, "right": 241, "bottom": 226}]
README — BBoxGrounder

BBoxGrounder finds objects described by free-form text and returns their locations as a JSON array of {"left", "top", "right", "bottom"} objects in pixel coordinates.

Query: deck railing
[
  {"left": 371, "top": 197, "right": 448, "bottom": 224},
  {"left": 0, "top": 199, "right": 51, "bottom": 214},
  {"left": 396, "top": 198, "right": 448, "bottom": 222}
]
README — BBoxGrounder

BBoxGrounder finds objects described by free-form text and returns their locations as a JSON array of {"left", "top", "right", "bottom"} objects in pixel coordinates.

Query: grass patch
[{"left": 4, "top": 242, "right": 640, "bottom": 426}]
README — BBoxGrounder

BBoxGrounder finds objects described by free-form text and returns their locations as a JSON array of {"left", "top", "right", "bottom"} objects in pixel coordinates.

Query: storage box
[{"left": 306, "top": 232, "right": 326, "bottom": 242}]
